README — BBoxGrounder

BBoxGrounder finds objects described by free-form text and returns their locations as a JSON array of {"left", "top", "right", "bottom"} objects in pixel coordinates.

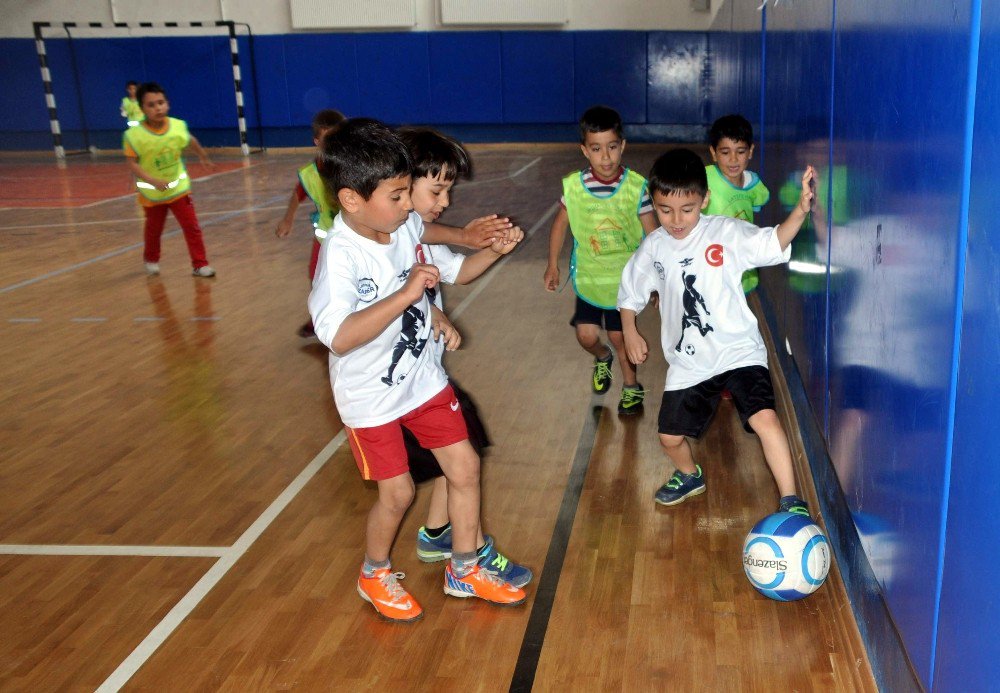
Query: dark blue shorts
[
  {"left": 658, "top": 365, "right": 776, "bottom": 437},
  {"left": 570, "top": 296, "right": 622, "bottom": 332}
]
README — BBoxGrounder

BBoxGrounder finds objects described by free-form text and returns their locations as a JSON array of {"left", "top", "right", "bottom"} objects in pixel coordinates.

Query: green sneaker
[
  {"left": 778, "top": 495, "right": 811, "bottom": 517},
  {"left": 618, "top": 384, "right": 645, "bottom": 415},
  {"left": 654, "top": 465, "right": 706, "bottom": 506},
  {"left": 592, "top": 350, "right": 613, "bottom": 393}
]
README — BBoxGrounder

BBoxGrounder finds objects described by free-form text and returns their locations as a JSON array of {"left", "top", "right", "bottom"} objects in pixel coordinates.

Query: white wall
[{"left": 0, "top": 0, "right": 721, "bottom": 38}]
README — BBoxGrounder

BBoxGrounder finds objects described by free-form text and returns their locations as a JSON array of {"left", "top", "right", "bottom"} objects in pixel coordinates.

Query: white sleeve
[
  {"left": 423, "top": 243, "right": 465, "bottom": 285},
  {"left": 308, "top": 243, "right": 361, "bottom": 354},
  {"left": 737, "top": 221, "right": 792, "bottom": 270},
  {"left": 617, "top": 241, "right": 658, "bottom": 313}
]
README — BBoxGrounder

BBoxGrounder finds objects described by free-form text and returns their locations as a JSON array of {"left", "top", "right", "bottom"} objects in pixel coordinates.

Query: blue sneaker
[
  {"left": 416, "top": 525, "right": 452, "bottom": 563},
  {"left": 778, "top": 495, "right": 811, "bottom": 517},
  {"left": 654, "top": 465, "right": 706, "bottom": 506},
  {"left": 478, "top": 536, "right": 533, "bottom": 588}
]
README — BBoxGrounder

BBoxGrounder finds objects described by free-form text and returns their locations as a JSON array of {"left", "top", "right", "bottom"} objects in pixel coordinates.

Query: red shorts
[{"left": 345, "top": 385, "right": 469, "bottom": 481}]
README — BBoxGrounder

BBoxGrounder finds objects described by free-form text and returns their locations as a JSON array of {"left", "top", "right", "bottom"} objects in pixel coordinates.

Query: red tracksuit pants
[{"left": 143, "top": 195, "right": 209, "bottom": 268}]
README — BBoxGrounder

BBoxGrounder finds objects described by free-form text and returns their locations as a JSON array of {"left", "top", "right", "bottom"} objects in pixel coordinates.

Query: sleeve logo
[{"left": 357, "top": 278, "right": 378, "bottom": 302}]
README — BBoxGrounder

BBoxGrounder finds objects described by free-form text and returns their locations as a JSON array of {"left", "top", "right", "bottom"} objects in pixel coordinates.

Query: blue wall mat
[
  {"left": 826, "top": 20, "right": 970, "bottom": 688},
  {"left": 428, "top": 32, "right": 503, "bottom": 124},
  {"left": 140, "top": 37, "right": 228, "bottom": 131},
  {"left": 246, "top": 35, "right": 289, "bottom": 127},
  {"left": 572, "top": 31, "right": 647, "bottom": 124},
  {"left": 57, "top": 38, "right": 144, "bottom": 131},
  {"left": 282, "top": 33, "right": 360, "bottom": 127},
  {"left": 501, "top": 32, "right": 575, "bottom": 123},
  {"left": 758, "top": 22, "right": 834, "bottom": 436},
  {"left": 936, "top": 2, "right": 1000, "bottom": 690},
  {"left": 0, "top": 39, "right": 50, "bottom": 132},
  {"left": 646, "top": 32, "right": 707, "bottom": 125},
  {"left": 356, "top": 33, "right": 431, "bottom": 124}
]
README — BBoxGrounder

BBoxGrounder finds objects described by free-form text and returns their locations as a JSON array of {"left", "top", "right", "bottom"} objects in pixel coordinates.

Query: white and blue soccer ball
[{"left": 742, "top": 512, "right": 831, "bottom": 601}]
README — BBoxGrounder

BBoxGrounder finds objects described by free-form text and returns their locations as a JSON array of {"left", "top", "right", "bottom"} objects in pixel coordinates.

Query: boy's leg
[
  {"left": 367, "top": 473, "right": 416, "bottom": 562},
  {"left": 168, "top": 196, "right": 210, "bottom": 269},
  {"left": 142, "top": 203, "right": 169, "bottom": 263},
  {"left": 747, "top": 409, "right": 797, "bottom": 497},
  {"left": 430, "top": 440, "right": 480, "bottom": 556},
  {"left": 308, "top": 238, "right": 322, "bottom": 279},
  {"left": 575, "top": 322, "right": 608, "bottom": 359},
  {"left": 659, "top": 433, "right": 697, "bottom": 475},
  {"left": 606, "top": 330, "right": 638, "bottom": 387}
]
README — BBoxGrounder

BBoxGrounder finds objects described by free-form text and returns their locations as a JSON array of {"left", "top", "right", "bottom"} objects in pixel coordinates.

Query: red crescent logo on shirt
[
  {"left": 705, "top": 244, "right": 724, "bottom": 267},
  {"left": 415, "top": 244, "right": 427, "bottom": 264}
]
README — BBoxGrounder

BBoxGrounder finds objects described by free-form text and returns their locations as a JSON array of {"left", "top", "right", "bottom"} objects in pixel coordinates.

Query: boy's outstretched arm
[
  {"left": 422, "top": 215, "right": 512, "bottom": 248},
  {"left": 186, "top": 135, "right": 214, "bottom": 168},
  {"left": 776, "top": 165, "right": 816, "bottom": 250},
  {"left": 620, "top": 309, "right": 649, "bottom": 365},
  {"left": 543, "top": 206, "right": 570, "bottom": 291},
  {"left": 329, "top": 263, "right": 439, "bottom": 354},
  {"left": 275, "top": 188, "right": 301, "bottom": 238},
  {"left": 454, "top": 225, "right": 525, "bottom": 284}
]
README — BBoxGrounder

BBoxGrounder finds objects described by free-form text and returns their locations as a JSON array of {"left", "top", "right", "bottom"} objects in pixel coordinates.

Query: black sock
[{"left": 424, "top": 522, "right": 450, "bottom": 539}]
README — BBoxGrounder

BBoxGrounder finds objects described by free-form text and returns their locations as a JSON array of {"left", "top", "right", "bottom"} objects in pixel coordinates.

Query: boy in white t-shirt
[
  {"left": 308, "top": 118, "right": 526, "bottom": 622},
  {"left": 617, "top": 148, "right": 816, "bottom": 515}
]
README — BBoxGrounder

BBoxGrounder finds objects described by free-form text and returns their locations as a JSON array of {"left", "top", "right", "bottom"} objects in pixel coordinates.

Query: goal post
[{"left": 33, "top": 20, "right": 257, "bottom": 158}]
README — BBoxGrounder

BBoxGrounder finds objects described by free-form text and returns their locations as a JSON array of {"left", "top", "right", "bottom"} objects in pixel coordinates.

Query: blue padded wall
[
  {"left": 0, "top": 30, "right": 754, "bottom": 151},
  {"left": 936, "top": 2, "right": 1000, "bottom": 690}
]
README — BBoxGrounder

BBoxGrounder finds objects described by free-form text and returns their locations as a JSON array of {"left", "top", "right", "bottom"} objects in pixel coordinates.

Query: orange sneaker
[
  {"left": 443, "top": 563, "right": 526, "bottom": 606},
  {"left": 357, "top": 568, "right": 423, "bottom": 622}
]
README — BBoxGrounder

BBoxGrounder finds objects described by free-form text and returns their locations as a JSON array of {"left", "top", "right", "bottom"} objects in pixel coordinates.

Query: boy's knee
[
  {"left": 445, "top": 454, "right": 480, "bottom": 490},
  {"left": 748, "top": 408, "right": 780, "bottom": 432},
  {"left": 659, "top": 433, "right": 686, "bottom": 451},
  {"left": 607, "top": 330, "right": 625, "bottom": 348},
  {"left": 378, "top": 479, "right": 415, "bottom": 513}
]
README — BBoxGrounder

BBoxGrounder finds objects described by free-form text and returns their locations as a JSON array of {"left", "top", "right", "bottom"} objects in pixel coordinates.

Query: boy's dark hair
[
  {"left": 648, "top": 148, "right": 709, "bottom": 198},
  {"left": 709, "top": 114, "right": 754, "bottom": 148},
  {"left": 126, "top": 80, "right": 138, "bottom": 88},
  {"left": 319, "top": 118, "right": 412, "bottom": 201},
  {"left": 136, "top": 82, "right": 166, "bottom": 106},
  {"left": 311, "top": 109, "right": 346, "bottom": 139},
  {"left": 396, "top": 127, "right": 471, "bottom": 182},
  {"left": 579, "top": 105, "right": 623, "bottom": 142}
]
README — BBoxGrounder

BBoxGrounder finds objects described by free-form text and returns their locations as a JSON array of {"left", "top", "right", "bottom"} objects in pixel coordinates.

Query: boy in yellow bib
[
  {"left": 543, "top": 106, "right": 658, "bottom": 415},
  {"left": 123, "top": 82, "right": 216, "bottom": 277},
  {"left": 119, "top": 81, "right": 143, "bottom": 128}
]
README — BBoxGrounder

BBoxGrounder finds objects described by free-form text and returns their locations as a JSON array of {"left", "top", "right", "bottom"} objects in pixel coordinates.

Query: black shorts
[
  {"left": 404, "top": 379, "right": 491, "bottom": 483},
  {"left": 570, "top": 296, "right": 623, "bottom": 332},
  {"left": 657, "top": 365, "right": 776, "bottom": 437}
]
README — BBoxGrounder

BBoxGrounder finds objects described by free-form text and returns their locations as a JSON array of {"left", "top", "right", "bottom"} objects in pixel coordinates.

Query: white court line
[
  {"left": 97, "top": 431, "right": 346, "bottom": 693},
  {"left": 0, "top": 545, "right": 227, "bottom": 558},
  {"left": 96, "top": 203, "right": 557, "bottom": 691},
  {"left": 0, "top": 193, "right": 288, "bottom": 296},
  {"left": 461, "top": 156, "right": 540, "bottom": 188},
  {"left": 0, "top": 205, "right": 287, "bottom": 232}
]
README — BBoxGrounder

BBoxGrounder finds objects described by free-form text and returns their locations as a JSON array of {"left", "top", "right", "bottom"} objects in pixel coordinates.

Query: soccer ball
[
  {"left": 684, "top": 344, "right": 695, "bottom": 355},
  {"left": 742, "top": 512, "right": 830, "bottom": 601}
]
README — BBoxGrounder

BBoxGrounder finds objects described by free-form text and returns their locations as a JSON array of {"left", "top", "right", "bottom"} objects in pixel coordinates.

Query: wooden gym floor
[{"left": 0, "top": 146, "right": 876, "bottom": 691}]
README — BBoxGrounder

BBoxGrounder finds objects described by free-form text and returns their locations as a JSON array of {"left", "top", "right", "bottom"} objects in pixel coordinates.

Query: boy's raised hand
[
  {"left": 799, "top": 165, "right": 817, "bottom": 213},
  {"left": 489, "top": 224, "right": 524, "bottom": 255},
  {"left": 400, "top": 263, "right": 440, "bottom": 304},
  {"left": 463, "top": 214, "right": 513, "bottom": 248},
  {"left": 430, "top": 305, "right": 462, "bottom": 351}
]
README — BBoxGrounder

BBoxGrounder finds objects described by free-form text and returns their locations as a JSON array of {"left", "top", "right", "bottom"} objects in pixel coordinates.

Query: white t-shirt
[
  {"left": 308, "top": 211, "right": 465, "bottom": 428},
  {"left": 618, "top": 214, "right": 791, "bottom": 391}
]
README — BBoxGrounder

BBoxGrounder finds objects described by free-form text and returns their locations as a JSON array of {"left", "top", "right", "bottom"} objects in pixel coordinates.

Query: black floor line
[{"left": 509, "top": 401, "right": 604, "bottom": 692}]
